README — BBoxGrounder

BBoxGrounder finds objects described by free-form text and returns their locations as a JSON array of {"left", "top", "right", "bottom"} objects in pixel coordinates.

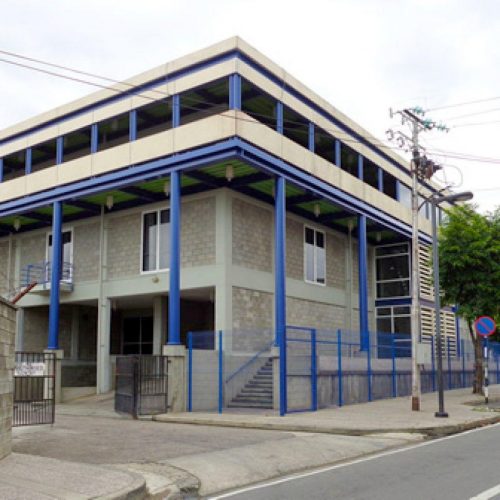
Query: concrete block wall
[
  {"left": 286, "top": 297, "right": 345, "bottom": 332},
  {"left": 0, "top": 239, "right": 14, "bottom": 297},
  {"left": 232, "top": 198, "right": 272, "bottom": 272},
  {"left": 0, "top": 298, "right": 15, "bottom": 460},
  {"left": 73, "top": 222, "right": 100, "bottom": 282},
  {"left": 19, "top": 233, "right": 46, "bottom": 272},
  {"left": 181, "top": 196, "right": 216, "bottom": 267}
]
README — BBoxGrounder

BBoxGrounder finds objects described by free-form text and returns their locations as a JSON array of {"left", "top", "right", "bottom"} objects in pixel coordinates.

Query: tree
[{"left": 438, "top": 204, "right": 500, "bottom": 393}]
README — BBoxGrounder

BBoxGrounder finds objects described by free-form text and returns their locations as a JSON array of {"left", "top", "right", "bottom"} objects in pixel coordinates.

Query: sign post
[{"left": 474, "top": 316, "right": 497, "bottom": 406}]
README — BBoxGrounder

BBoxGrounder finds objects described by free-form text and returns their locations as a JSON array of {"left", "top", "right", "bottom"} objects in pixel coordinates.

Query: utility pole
[{"left": 387, "top": 107, "right": 447, "bottom": 411}]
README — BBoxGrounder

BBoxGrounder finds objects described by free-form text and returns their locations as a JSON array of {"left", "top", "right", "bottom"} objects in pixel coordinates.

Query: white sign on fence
[{"left": 14, "top": 362, "right": 45, "bottom": 377}]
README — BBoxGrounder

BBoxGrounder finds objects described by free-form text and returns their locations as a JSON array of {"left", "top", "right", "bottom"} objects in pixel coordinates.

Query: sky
[{"left": 1, "top": 0, "right": 499, "bottom": 212}]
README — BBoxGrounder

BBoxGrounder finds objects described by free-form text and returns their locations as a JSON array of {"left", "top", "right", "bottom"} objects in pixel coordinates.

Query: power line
[
  {"left": 3, "top": 50, "right": 500, "bottom": 168},
  {"left": 443, "top": 107, "right": 500, "bottom": 122},
  {"left": 452, "top": 119, "right": 500, "bottom": 128},
  {"left": 426, "top": 95, "right": 500, "bottom": 112}
]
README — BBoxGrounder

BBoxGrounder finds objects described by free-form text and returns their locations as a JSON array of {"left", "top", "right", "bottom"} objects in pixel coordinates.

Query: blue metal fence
[{"left": 187, "top": 328, "right": 500, "bottom": 415}]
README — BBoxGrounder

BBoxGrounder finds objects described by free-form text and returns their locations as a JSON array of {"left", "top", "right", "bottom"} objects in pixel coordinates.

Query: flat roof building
[{"left": 0, "top": 38, "right": 459, "bottom": 410}]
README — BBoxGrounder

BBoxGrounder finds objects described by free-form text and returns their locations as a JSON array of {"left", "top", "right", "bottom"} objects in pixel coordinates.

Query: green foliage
[{"left": 438, "top": 204, "right": 500, "bottom": 329}]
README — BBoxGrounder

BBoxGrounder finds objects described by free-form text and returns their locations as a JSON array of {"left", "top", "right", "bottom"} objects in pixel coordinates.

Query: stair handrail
[{"left": 225, "top": 340, "right": 274, "bottom": 384}]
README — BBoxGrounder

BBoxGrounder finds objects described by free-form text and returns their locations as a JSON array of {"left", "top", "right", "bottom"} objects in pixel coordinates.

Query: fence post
[
  {"left": 367, "top": 333, "right": 372, "bottom": 402},
  {"left": 218, "top": 330, "right": 223, "bottom": 414},
  {"left": 337, "top": 329, "right": 343, "bottom": 407},
  {"left": 311, "top": 329, "right": 317, "bottom": 411},
  {"left": 188, "top": 332, "right": 193, "bottom": 412},
  {"left": 447, "top": 337, "right": 452, "bottom": 390},
  {"left": 391, "top": 334, "right": 397, "bottom": 398},
  {"left": 461, "top": 339, "right": 466, "bottom": 388},
  {"left": 431, "top": 336, "right": 436, "bottom": 392}
]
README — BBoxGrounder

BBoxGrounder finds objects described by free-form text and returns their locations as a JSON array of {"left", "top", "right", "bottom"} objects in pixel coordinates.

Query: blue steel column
[
  {"left": 357, "top": 155, "right": 364, "bottom": 180},
  {"left": 276, "top": 102, "right": 283, "bottom": 134},
  {"left": 0, "top": 158, "right": 3, "bottom": 182},
  {"left": 377, "top": 168, "right": 384, "bottom": 192},
  {"left": 358, "top": 214, "right": 369, "bottom": 350},
  {"left": 395, "top": 179, "right": 401, "bottom": 201},
  {"left": 335, "top": 139, "right": 341, "bottom": 167},
  {"left": 172, "top": 95, "right": 180, "bottom": 128},
  {"left": 56, "top": 137, "right": 64, "bottom": 165},
  {"left": 25, "top": 148, "right": 32, "bottom": 174},
  {"left": 48, "top": 201, "right": 63, "bottom": 350},
  {"left": 308, "top": 123, "right": 315, "bottom": 152},
  {"left": 229, "top": 74, "right": 241, "bottom": 110},
  {"left": 129, "top": 109, "right": 137, "bottom": 142},
  {"left": 168, "top": 169, "right": 181, "bottom": 345},
  {"left": 275, "top": 176, "right": 287, "bottom": 415},
  {"left": 90, "top": 124, "right": 99, "bottom": 153}
]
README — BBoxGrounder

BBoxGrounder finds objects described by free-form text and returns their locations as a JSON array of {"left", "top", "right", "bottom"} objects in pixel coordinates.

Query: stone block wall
[
  {"left": 73, "top": 222, "right": 100, "bottom": 282},
  {"left": 232, "top": 198, "right": 272, "bottom": 272},
  {"left": 0, "top": 298, "right": 15, "bottom": 460},
  {"left": 0, "top": 239, "right": 15, "bottom": 297},
  {"left": 181, "top": 196, "right": 216, "bottom": 267},
  {"left": 19, "top": 233, "right": 46, "bottom": 273},
  {"left": 107, "top": 213, "right": 142, "bottom": 278}
]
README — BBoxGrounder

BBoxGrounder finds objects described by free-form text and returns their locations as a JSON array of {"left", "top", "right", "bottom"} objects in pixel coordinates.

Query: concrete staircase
[{"left": 228, "top": 358, "right": 273, "bottom": 409}]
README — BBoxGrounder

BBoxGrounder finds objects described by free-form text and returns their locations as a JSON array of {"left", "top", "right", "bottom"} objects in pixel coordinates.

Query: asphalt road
[{"left": 213, "top": 423, "right": 500, "bottom": 500}]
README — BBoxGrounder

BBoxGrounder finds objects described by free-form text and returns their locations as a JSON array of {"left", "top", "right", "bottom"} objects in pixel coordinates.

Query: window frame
[
  {"left": 46, "top": 227, "right": 74, "bottom": 283},
  {"left": 303, "top": 225, "right": 327, "bottom": 286},
  {"left": 375, "top": 242, "right": 411, "bottom": 299},
  {"left": 140, "top": 207, "right": 170, "bottom": 274}
]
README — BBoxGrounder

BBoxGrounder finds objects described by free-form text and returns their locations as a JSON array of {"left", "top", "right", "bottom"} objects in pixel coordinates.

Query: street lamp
[{"left": 431, "top": 190, "right": 473, "bottom": 418}]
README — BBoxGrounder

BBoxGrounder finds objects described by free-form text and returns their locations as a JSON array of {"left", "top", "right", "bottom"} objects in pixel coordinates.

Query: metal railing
[{"left": 20, "top": 260, "right": 74, "bottom": 287}]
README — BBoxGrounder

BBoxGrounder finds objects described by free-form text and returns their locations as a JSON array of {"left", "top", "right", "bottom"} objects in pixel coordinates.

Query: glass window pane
[
  {"left": 158, "top": 209, "right": 170, "bottom": 269},
  {"left": 340, "top": 143, "right": 358, "bottom": 177},
  {"left": 143, "top": 212, "right": 158, "bottom": 271},
  {"left": 376, "top": 307, "right": 391, "bottom": 317},
  {"left": 377, "top": 280, "right": 410, "bottom": 298},
  {"left": 399, "top": 183, "right": 412, "bottom": 209},
  {"left": 305, "top": 243, "right": 315, "bottom": 281},
  {"left": 376, "top": 244, "right": 408, "bottom": 256},
  {"left": 305, "top": 227, "right": 314, "bottom": 245},
  {"left": 394, "top": 316, "right": 411, "bottom": 335},
  {"left": 316, "top": 231, "right": 324, "bottom": 248},
  {"left": 376, "top": 318, "right": 392, "bottom": 334},
  {"left": 316, "top": 245, "right": 325, "bottom": 284},
  {"left": 394, "top": 306, "right": 411, "bottom": 315},
  {"left": 363, "top": 158, "right": 379, "bottom": 189},
  {"left": 376, "top": 255, "right": 409, "bottom": 280}
]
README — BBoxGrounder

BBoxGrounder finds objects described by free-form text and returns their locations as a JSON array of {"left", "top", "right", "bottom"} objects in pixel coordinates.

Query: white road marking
[
  {"left": 470, "top": 484, "right": 500, "bottom": 500},
  {"left": 209, "top": 422, "right": 500, "bottom": 499}
]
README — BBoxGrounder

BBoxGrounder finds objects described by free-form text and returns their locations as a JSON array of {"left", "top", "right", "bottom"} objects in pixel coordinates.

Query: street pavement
[
  {"left": 211, "top": 423, "right": 500, "bottom": 500},
  {"left": 9, "top": 386, "right": 500, "bottom": 498}
]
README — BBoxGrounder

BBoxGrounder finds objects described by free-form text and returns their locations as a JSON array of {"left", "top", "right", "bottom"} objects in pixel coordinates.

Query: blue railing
[{"left": 21, "top": 260, "right": 74, "bottom": 287}]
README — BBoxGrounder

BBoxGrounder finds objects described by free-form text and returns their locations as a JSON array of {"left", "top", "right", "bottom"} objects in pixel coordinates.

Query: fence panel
[{"left": 13, "top": 352, "right": 55, "bottom": 427}]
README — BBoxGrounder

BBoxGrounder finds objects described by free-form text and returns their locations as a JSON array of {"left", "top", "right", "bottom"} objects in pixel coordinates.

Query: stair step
[
  {"left": 228, "top": 402, "right": 273, "bottom": 409},
  {"left": 240, "top": 389, "right": 272, "bottom": 396},
  {"left": 231, "top": 397, "right": 273, "bottom": 404}
]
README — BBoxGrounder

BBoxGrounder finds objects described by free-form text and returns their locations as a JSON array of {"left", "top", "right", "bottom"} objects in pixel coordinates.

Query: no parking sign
[{"left": 474, "top": 316, "right": 496, "bottom": 406}]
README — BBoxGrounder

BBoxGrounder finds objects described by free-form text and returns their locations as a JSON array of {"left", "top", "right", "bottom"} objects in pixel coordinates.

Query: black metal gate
[
  {"left": 13, "top": 352, "right": 56, "bottom": 426},
  {"left": 115, "top": 355, "right": 169, "bottom": 417}
]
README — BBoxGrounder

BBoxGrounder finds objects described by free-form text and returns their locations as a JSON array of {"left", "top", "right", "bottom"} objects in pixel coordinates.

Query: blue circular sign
[{"left": 474, "top": 316, "right": 497, "bottom": 337}]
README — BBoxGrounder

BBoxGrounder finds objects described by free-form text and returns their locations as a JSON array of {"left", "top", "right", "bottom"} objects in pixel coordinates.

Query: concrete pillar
[
  {"left": 96, "top": 298, "right": 112, "bottom": 394},
  {"left": 15, "top": 308, "right": 24, "bottom": 351},
  {"left": 44, "top": 348, "right": 64, "bottom": 404},
  {"left": 162, "top": 344, "right": 186, "bottom": 412},
  {"left": 153, "top": 296, "right": 167, "bottom": 355},
  {"left": 70, "top": 307, "right": 79, "bottom": 361}
]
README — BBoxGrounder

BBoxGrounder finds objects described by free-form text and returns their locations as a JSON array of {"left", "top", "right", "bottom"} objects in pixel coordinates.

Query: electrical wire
[
  {"left": 2, "top": 50, "right": 500, "bottom": 168},
  {"left": 425, "top": 95, "right": 500, "bottom": 112}
]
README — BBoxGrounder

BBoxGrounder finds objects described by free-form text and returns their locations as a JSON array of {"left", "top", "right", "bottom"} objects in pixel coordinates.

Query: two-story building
[{"left": 0, "top": 37, "right": 458, "bottom": 404}]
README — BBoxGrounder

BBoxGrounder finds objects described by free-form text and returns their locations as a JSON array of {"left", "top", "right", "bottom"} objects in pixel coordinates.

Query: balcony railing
[{"left": 20, "top": 260, "right": 74, "bottom": 289}]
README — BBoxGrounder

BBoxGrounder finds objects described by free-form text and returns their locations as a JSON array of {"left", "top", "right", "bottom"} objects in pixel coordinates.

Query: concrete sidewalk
[{"left": 155, "top": 386, "right": 500, "bottom": 436}]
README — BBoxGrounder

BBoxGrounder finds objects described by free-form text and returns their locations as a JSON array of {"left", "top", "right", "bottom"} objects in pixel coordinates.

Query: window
[
  {"left": 122, "top": 316, "right": 153, "bottom": 354},
  {"left": 399, "top": 183, "right": 411, "bottom": 209},
  {"left": 283, "top": 105, "right": 309, "bottom": 149},
  {"left": 304, "top": 226, "right": 326, "bottom": 285},
  {"left": 314, "top": 126, "right": 335, "bottom": 163},
  {"left": 31, "top": 139, "right": 57, "bottom": 172},
  {"left": 63, "top": 127, "right": 91, "bottom": 162},
  {"left": 375, "top": 243, "right": 410, "bottom": 298},
  {"left": 340, "top": 143, "right": 358, "bottom": 177},
  {"left": 180, "top": 78, "right": 229, "bottom": 126},
  {"left": 142, "top": 209, "right": 170, "bottom": 272},
  {"left": 137, "top": 98, "right": 172, "bottom": 139},
  {"left": 418, "top": 195, "right": 430, "bottom": 220},
  {"left": 241, "top": 79, "right": 277, "bottom": 130},
  {"left": 382, "top": 172, "right": 397, "bottom": 199},
  {"left": 376, "top": 306, "right": 411, "bottom": 358},
  {"left": 98, "top": 113, "right": 129, "bottom": 152},
  {"left": 363, "top": 158, "right": 379, "bottom": 189},
  {"left": 2, "top": 150, "right": 25, "bottom": 181}
]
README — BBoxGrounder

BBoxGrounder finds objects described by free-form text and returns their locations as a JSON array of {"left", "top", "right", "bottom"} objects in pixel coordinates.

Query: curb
[{"left": 153, "top": 413, "right": 500, "bottom": 438}]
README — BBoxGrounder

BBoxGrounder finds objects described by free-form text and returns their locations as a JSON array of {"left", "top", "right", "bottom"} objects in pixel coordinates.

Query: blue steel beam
[
  {"left": 358, "top": 214, "right": 369, "bottom": 350},
  {"left": 275, "top": 176, "right": 287, "bottom": 416},
  {"left": 168, "top": 170, "right": 181, "bottom": 345},
  {"left": 48, "top": 201, "right": 62, "bottom": 350}
]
